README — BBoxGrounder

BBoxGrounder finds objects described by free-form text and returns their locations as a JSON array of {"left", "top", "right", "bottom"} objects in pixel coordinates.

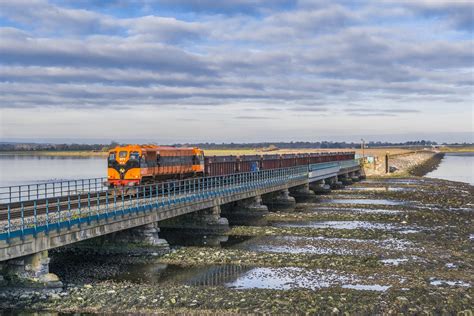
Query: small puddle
[
  {"left": 273, "top": 220, "right": 398, "bottom": 230},
  {"left": 381, "top": 258, "right": 409, "bottom": 266},
  {"left": 363, "top": 179, "right": 423, "bottom": 185},
  {"left": 398, "top": 229, "right": 422, "bottom": 234},
  {"left": 429, "top": 278, "right": 470, "bottom": 288},
  {"left": 225, "top": 235, "right": 417, "bottom": 255},
  {"left": 303, "top": 207, "right": 402, "bottom": 214},
  {"left": 342, "top": 284, "right": 390, "bottom": 292},
  {"left": 320, "top": 199, "right": 405, "bottom": 206},
  {"left": 344, "top": 208, "right": 402, "bottom": 214},
  {"left": 345, "top": 187, "right": 414, "bottom": 192},
  {"left": 225, "top": 267, "right": 352, "bottom": 290}
]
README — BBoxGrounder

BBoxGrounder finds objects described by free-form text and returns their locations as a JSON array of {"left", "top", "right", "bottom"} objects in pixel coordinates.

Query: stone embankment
[{"left": 363, "top": 151, "right": 444, "bottom": 177}]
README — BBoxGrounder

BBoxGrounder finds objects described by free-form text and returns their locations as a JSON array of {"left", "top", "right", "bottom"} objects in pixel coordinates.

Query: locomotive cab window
[
  {"left": 119, "top": 151, "right": 128, "bottom": 158},
  {"left": 129, "top": 151, "right": 139, "bottom": 160},
  {"left": 108, "top": 152, "right": 116, "bottom": 161}
]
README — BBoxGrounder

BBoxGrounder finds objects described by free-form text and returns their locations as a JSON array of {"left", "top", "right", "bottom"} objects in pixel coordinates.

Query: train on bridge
[{"left": 107, "top": 145, "right": 355, "bottom": 187}]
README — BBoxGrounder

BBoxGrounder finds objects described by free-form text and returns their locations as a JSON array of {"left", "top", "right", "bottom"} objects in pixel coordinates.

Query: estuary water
[
  {"left": 425, "top": 153, "right": 474, "bottom": 185},
  {"left": 0, "top": 154, "right": 106, "bottom": 187}
]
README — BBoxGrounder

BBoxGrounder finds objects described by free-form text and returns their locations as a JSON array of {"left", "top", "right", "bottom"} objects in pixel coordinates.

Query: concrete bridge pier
[
  {"left": 0, "top": 250, "right": 62, "bottom": 288},
  {"left": 350, "top": 171, "right": 361, "bottom": 182},
  {"left": 159, "top": 206, "right": 230, "bottom": 246},
  {"left": 160, "top": 205, "right": 229, "bottom": 235},
  {"left": 221, "top": 196, "right": 269, "bottom": 225},
  {"left": 64, "top": 222, "right": 170, "bottom": 255},
  {"left": 309, "top": 180, "right": 331, "bottom": 194},
  {"left": 289, "top": 183, "right": 317, "bottom": 202},
  {"left": 262, "top": 189, "right": 296, "bottom": 212},
  {"left": 339, "top": 174, "right": 353, "bottom": 185},
  {"left": 127, "top": 223, "right": 170, "bottom": 249},
  {"left": 327, "top": 176, "right": 344, "bottom": 189}
]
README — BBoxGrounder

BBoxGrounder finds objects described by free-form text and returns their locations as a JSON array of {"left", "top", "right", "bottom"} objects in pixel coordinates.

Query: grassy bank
[{"left": 438, "top": 146, "right": 474, "bottom": 153}]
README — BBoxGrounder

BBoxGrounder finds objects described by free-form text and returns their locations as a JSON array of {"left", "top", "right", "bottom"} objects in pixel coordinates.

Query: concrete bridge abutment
[
  {"left": 262, "top": 189, "right": 296, "bottom": 212},
  {"left": 221, "top": 196, "right": 269, "bottom": 225},
  {"left": 289, "top": 183, "right": 317, "bottom": 202},
  {"left": 0, "top": 250, "right": 62, "bottom": 288}
]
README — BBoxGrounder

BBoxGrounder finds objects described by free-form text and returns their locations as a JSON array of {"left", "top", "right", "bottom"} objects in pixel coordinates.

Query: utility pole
[{"left": 360, "top": 139, "right": 365, "bottom": 163}]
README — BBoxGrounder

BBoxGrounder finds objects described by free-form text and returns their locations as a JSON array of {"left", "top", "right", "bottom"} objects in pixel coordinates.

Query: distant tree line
[
  {"left": 0, "top": 141, "right": 120, "bottom": 152},
  {"left": 175, "top": 140, "right": 446, "bottom": 149},
  {"left": 1, "top": 140, "right": 472, "bottom": 152}
]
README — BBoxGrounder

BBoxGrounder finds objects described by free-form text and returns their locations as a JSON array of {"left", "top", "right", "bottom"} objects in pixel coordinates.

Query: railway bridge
[{"left": 0, "top": 159, "right": 361, "bottom": 287}]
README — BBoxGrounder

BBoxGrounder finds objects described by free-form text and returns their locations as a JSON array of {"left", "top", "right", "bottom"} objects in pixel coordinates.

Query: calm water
[
  {"left": 0, "top": 154, "right": 106, "bottom": 187},
  {"left": 425, "top": 153, "right": 474, "bottom": 185}
]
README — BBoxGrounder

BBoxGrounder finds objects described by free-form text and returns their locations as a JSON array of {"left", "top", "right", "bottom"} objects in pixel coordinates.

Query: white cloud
[{"left": 0, "top": 0, "right": 472, "bottom": 141}]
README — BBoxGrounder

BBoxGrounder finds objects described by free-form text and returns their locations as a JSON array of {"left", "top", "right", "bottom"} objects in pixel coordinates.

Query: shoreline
[
  {"left": 407, "top": 153, "right": 444, "bottom": 177},
  {"left": 363, "top": 151, "right": 446, "bottom": 178}
]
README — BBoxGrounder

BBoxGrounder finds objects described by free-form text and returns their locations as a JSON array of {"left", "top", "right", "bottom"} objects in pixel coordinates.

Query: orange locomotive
[{"left": 107, "top": 145, "right": 204, "bottom": 187}]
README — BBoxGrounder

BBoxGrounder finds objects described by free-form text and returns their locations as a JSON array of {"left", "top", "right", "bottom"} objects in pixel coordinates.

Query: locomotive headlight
[{"left": 120, "top": 168, "right": 125, "bottom": 173}]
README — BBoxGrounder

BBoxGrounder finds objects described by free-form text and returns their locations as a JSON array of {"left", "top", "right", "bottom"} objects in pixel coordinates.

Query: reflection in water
[
  {"left": 115, "top": 263, "right": 252, "bottom": 286},
  {"left": 0, "top": 155, "right": 106, "bottom": 187},
  {"left": 114, "top": 263, "right": 391, "bottom": 291},
  {"left": 425, "top": 153, "right": 474, "bottom": 185}
]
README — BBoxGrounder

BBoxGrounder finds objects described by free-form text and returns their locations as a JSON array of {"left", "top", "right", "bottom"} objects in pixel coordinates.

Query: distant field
[{"left": 438, "top": 146, "right": 474, "bottom": 153}]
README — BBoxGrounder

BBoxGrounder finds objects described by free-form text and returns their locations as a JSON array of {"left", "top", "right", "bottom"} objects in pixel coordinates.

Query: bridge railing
[
  {"left": 0, "top": 160, "right": 360, "bottom": 205},
  {"left": 0, "top": 178, "right": 108, "bottom": 205},
  {"left": 338, "top": 159, "right": 361, "bottom": 169},
  {"left": 0, "top": 165, "right": 309, "bottom": 242}
]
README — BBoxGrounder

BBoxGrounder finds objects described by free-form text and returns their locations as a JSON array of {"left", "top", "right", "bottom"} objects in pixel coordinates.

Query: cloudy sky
[{"left": 0, "top": 0, "right": 472, "bottom": 144}]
